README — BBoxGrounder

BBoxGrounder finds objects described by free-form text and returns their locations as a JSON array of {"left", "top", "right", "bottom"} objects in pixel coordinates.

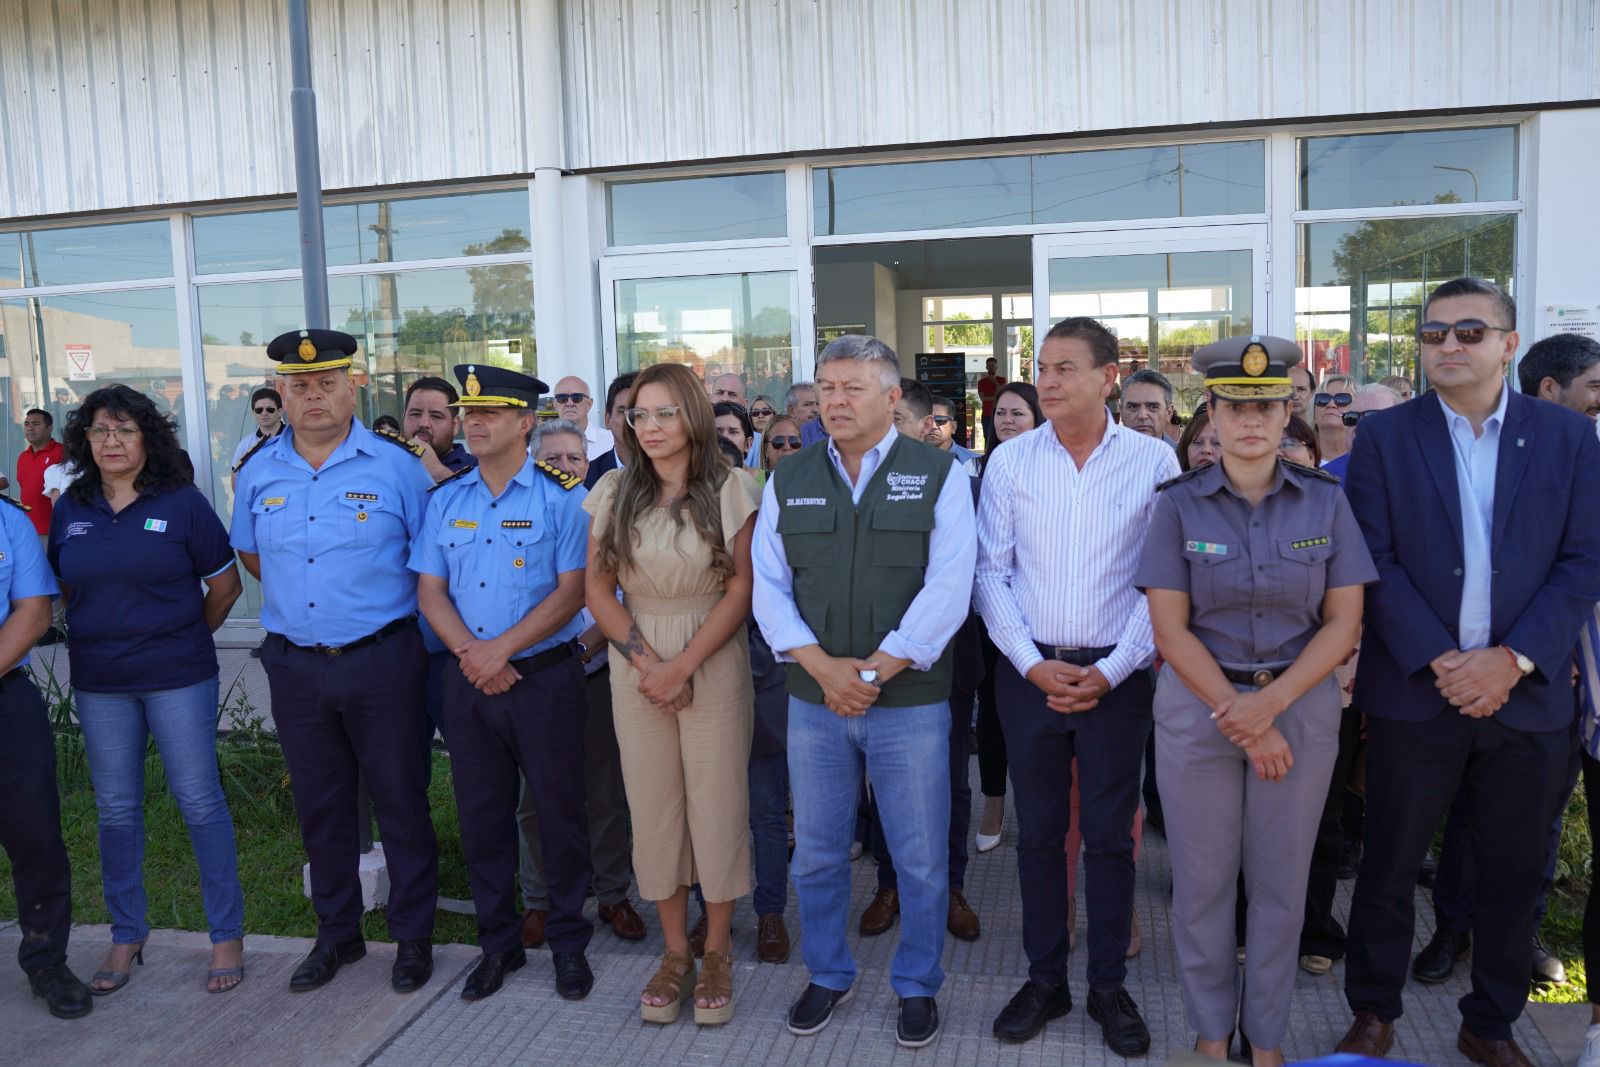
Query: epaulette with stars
[
  {"left": 373, "top": 424, "right": 428, "bottom": 458},
  {"left": 1281, "top": 458, "right": 1341, "bottom": 484},
  {"left": 427, "top": 465, "right": 475, "bottom": 494},
  {"left": 1155, "top": 465, "right": 1212, "bottom": 493},
  {"left": 0, "top": 494, "right": 30, "bottom": 512},
  {"left": 535, "top": 459, "right": 582, "bottom": 490}
]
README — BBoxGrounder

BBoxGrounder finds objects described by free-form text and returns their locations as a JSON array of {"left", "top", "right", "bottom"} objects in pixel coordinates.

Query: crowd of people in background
[{"left": 8, "top": 277, "right": 1600, "bottom": 1067}]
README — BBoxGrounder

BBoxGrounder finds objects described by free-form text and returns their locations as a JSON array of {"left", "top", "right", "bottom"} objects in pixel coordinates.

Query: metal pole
[{"left": 288, "top": 0, "right": 329, "bottom": 329}]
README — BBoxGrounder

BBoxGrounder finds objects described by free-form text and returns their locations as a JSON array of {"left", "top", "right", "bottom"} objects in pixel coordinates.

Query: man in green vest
[{"left": 753, "top": 335, "right": 977, "bottom": 1050}]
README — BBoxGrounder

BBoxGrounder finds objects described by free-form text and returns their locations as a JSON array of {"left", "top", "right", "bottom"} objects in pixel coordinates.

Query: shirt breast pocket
[
  {"left": 870, "top": 507, "right": 933, "bottom": 569},
  {"left": 1181, "top": 540, "right": 1240, "bottom": 605},
  {"left": 338, "top": 494, "right": 389, "bottom": 545},
  {"left": 499, "top": 523, "right": 551, "bottom": 586},
  {"left": 777, "top": 506, "right": 836, "bottom": 569},
  {"left": 251, "top": 496, "right": 292, "bottom": 552},
  {"left": 1276, "top": 538, "right": 1332, "bottom": 607}
]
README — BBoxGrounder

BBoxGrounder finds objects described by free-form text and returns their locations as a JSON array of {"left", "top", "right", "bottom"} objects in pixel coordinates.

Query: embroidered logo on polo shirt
[
  {"left": 1186, "top": 540, "right": 1230, "bottom": 555},
  {"left": 1290, "top": 536, "right": 1330, "bottom": 550},
  {"left": 884, "top": 472, "right": 928, "bottom": 502},
  {"left": 65, "top": 521, "right": 93, "bottom": 539},
  {"left": 451, "top": 519, "right": 478, "bottom": 529},
  {"left": 785, "top": 497, "right": 826, "bottom": 506},
  {"left": 143, "top": 518, "right": 168, "bottom": 532},
  {"left": 501, "top": 520, "right": 533, "bottom": 529}
]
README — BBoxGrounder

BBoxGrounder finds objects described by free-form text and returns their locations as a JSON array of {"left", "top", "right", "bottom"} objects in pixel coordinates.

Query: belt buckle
[{"left": 1251, "top": 669, "right": 1274, "bottom": 688}]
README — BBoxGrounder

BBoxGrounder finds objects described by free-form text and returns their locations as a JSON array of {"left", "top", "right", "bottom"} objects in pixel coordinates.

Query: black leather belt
[
  {"left": 1035, "top": 643, "right": 1116, "bottom": 666},
  {"left": 1221, "top": 666, "right": 1285, "bottom": 688},
  {"left": 515, "top": 640, "right": 579, "bottom": 674},
  {"left": 276, "top": 616, "right": 415, "bottom": 657}
]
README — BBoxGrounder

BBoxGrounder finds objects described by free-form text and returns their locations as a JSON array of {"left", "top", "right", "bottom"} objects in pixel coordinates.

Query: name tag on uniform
[
  {"left": 501, "top": 520, "right": 533, "bottom": 528},
  {"left": 143, "top": 518, "right": 167, "bottom": 532},
  {"left": 1185, "top": 540, "right": 1230, "bottom": 555},
  {"left": 345, "top": 491, "right": 379, "bottom": 502},
  {"left": 262, "top": 497, "right": 286, "bottom": 507},
  {"left": 451, "top": 519, "right": 478, "bottom": 529},
  {"left": 1290, "top": 536, "right": 1330, "bottom": 550},
  {"left": 785, "top": 497, "right": 827, "bottom": 506}
]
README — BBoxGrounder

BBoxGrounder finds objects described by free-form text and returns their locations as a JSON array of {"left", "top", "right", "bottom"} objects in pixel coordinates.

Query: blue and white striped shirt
[{"left": 975, "top": 412, "right": 1180, "bottom": 687}]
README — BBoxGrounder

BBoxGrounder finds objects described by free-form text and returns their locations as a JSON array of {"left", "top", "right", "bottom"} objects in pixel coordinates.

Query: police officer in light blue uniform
[
  {"left": 230, "top": 328, "right": 439, "bottom": 997},
  {"left": 0, "top": 495, "right": 91, "bottom": 1019},
  {"left": 410, "top": 362, "right": 596, "bottom": 1004}
]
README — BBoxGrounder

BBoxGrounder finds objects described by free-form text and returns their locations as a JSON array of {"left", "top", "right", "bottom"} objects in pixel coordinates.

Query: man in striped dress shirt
[{"left": 976, "top": 317, "right": 1179, "bottom": 1056}]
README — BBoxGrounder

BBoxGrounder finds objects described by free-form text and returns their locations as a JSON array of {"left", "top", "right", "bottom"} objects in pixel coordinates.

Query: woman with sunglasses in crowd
[
  {"left": 744, "top": 396, "right": 778, "bottom": 465},
  {"left": 584, "top": 362, "right": 762, "bottom": 1026},
  {"left": 760, "top": 417, "right": 805, "bottom": 472},
  {"left": 1312, "top": 374, "right": 1356, "bottom": 464}
]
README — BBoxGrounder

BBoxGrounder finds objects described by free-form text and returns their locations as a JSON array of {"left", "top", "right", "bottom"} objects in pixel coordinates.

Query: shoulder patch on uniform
[
  {"left": 535, "top": 459, "right": 582, "bottom": 490},
  {"left": 426, "top": 465, "right": 475, "bottom": 494},
  {"left": 373, "top": 424, "right": 427, "bottom": 458},
  {"left": 1155, "top": 465, "right": 1211, "bottom": 492},
  {"left": 1282, "top": 459, "right": 1341, "bottom": 484},
  {"left": 0, "top": 494, "right": 29, "bottom": 512},
  {"left": 231, "top": 432, "right": 274, "bottom": 474}
]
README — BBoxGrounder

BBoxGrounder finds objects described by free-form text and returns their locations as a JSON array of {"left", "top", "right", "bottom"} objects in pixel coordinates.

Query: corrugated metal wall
[
  {"left": 0, "top": 0, "right": 540, "bottom": 220},
  {"left": 563, "top": 0, "right": 1600, "bottom": 170}
]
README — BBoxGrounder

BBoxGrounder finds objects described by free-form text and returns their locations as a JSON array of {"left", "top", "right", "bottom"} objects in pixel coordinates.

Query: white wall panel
[{"left": 563, "top": 0, "right": 1598, "bottom": 170}]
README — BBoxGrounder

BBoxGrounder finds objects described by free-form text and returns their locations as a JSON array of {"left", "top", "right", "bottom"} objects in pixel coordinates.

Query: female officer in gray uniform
[{"left": 1134, "top": 336, "right": 1375, "bottom": 1066}]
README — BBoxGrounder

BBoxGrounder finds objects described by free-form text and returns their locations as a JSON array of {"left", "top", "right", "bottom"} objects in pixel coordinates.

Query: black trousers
[
  {"left": 262, "top": 621, "right": 439, "bottom": 942},
  {"left": 1583, "top": 751, "right": 1600, "bottom": 1006},
  {"left": 0, "top": 670, "right": 73, "bottom": 975},
  {"left": 1299, "top": 704, "right": 1364, "bottom": 958},
  {"left": 975, "top": 625, "right": 1007, "bottom": 798},
  {"left": 449, "top": 653, "right": 593, "bottom": 955},
  {"left": 998, "top": 656, "right": 1151, "bottom": 991},
  {"left": 1344, "top": 710, "right": 1569, "bottom": 1040},
  {"left": 870, "top": 685, "right": 973, "bottom": 892}
]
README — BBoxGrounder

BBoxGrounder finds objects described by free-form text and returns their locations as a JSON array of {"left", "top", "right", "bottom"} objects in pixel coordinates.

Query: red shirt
[
  {"left": 977, "top": 374, "right": 1007, "bottom": 416},
  {"left": 18, "top": 440, "right": 65, "bottom": 535}
]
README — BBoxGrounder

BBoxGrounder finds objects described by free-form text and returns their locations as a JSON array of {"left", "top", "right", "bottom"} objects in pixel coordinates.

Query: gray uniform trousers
[
  {"left": 1155, "top": 665, "right": 1341, "bottom": 1048},
  {"left": 517, "top": 665, "right": 634, "bottom": 908}
]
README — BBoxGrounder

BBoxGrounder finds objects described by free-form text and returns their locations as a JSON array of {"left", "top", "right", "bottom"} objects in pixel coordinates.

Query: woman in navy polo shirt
[{"left": 49, "top": 385, "right": 246, "bottom": 995}]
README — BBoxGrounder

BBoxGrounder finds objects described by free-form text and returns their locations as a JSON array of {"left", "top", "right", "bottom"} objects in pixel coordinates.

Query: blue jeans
[
  {"left": 788, "top": 696, "right": 950, "bottom": 998},
  {"left": 76, "top": 677, "right": 245, "bottom": 945}
]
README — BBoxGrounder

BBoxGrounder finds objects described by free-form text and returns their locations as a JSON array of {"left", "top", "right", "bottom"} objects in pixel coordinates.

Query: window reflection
[
  {"left": 615, "top": 272, "right": 794, "bottom": 403},
  {"left": 0, "top": 220, "right": 173, "bottom": 289},
  {"left": 608, "top": 173, "right": 787, "bottom": 246},
  {"left": 1299, "top": 127, "right": 1517, "bottom": 210}
]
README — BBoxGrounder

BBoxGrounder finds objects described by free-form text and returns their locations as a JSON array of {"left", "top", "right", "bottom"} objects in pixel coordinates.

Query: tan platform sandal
[
  {"left": 640, "top": 949, "right": 696, "bottom": 1024},
  {"left": 693, "top": 950, "right": 734, "bottom": 1026}
]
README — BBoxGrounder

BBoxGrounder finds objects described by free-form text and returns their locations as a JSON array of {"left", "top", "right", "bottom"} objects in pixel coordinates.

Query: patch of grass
[
  {"left": 0, "top": 665, "right": 480, "bottom": 946},
  {"left": 1533, "top": 777, "right": 1592, "bottom": 1005}
]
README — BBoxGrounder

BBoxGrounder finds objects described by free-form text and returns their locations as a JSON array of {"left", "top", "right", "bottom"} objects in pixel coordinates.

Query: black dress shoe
[
  {"left": 461, "top": 946, "right": 526, "bottom": 1001},
  {"left": 787, "top": 982, "right": 854, "bottom": 1036},
  {"left": 552, "top": 951, "right": 593, "bottom": 1000},
  {"left": 993, "top": 980, "right": 1073, "bottom": 1043},
  {"left": 1532, "top": 932, "right": 1566, "bottom": 985},
  {"left": 289, "top": 938, "right": 366, "bottom": 992},
  {"left": 1412, "top": 927, "right": 1470, "bottom": 984},
  {"left": 391, "top": 940, "right": 433, "bottom": 993},
  {"left": 1086, "top": 986, "right": 1151, "bottom": 1057},
  {"left": 898, "top": 996, "right": 940, "bottom": 1048},
  {"left": 29, "top": 963, "right": 92, "bottom": 1019}
]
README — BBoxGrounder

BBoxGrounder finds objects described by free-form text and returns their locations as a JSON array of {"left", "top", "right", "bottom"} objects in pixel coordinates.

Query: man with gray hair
[
  {"left": 1119, "top": 368, "right": 1178, "bottom": 447},
  {"left": 1321, "top": 382, "right": 1401, "bottom": 481},
  {"left": 754, "top": 334, "right": 976, "bottom": 1048},
  {"left": 789, "top": 380, "right": 830, "bottom": 447}
]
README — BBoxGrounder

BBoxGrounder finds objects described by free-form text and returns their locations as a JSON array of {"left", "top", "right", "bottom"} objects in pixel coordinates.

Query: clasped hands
[
  {"left": 1025, "top": 661, "right": 1110, "bottom": 713},
  {"left": 812, "top": 650, "right": 913, "bottom": 717},
  {"left": 454, "top": 637, "right": 522, "bottom": 696},
  {"left": 1211, "top": 688, "right": 1293, "bottom": 783},
  {"left": 1431, "top": 647, "right": 1522, "bottom": 717}
]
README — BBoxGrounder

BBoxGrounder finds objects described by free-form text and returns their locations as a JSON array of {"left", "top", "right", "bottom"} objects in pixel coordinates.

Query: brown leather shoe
[
  {"left": 1335, "top": 1012, "right": 1394, "bottom": 1058},
  {"left": 947, "top": 890, "right": 981, "bottom": 941},
  {"left": 520, "top": 909, "right": 547, "bottom": 949},
  {"left": 1457, "top": 1027, "right": 1533, "bottom": 1067},
  {"left": 859, "top": 887, "right": 899, "bottom": 936},
  {"left": 598, "top": 900, "right": 647, "bottom": 941},
  {"left": 756, "top": 913, "right": 791, "bottom": 964},
  {"left": 688, "top": 913, "right": 708, "bottom": 958}
]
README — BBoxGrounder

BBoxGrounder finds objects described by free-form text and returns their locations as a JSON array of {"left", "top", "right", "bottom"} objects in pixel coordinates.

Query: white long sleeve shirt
[{"left": 975, "top": 414, "right": 1179, "bottom": 687}]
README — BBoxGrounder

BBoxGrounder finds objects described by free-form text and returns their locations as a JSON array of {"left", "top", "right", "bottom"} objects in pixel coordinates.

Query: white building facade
[{"left": 1, "top": 0, "right": 1596, "bottom": 626}]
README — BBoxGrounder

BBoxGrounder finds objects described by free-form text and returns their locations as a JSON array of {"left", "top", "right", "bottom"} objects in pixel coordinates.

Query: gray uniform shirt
[{"left": 1134, "top": 461, "right": 1376, "bottom": 667}]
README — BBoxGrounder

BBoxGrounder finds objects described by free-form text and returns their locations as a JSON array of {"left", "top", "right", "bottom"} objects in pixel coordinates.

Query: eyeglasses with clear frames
[
  {"left": 624, "top": 405, "right": 682, "bottom": 430},
  {"left": 86, "top": 426, "right": 140, "bottom": 443}
]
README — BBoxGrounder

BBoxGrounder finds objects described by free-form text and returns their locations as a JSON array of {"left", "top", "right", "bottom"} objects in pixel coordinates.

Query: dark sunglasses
[
  {"left": 930, "top": 415, "right": 956, "bottom": 426},
  {"left": 768, "top": 436, "right": 802, "bottom": 450},
  {"left": 1341, "top": 410, "right": 1375, "bottom": 427},
  {"left": 254, "top": 405, "right": 278, "bottom": 414},
  {"left": 1313, "top": 392, "right": 1354, "bottom": 408},
  {"left": 1417, "top": 319, "right": 1511, "bottom": 346},
  {"left": 552, "top": 392, "right": 590, "bottom": 405},
  {"left": 749, "top": 407, "right": 774, "bottom": 418}
]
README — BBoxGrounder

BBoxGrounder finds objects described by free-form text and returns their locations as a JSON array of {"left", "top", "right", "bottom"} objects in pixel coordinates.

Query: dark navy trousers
[{"left": 0, "top": 669, "right": 73, "bottom": 975}]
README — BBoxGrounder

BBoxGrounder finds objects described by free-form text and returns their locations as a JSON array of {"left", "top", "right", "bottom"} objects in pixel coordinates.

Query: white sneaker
[{"left": 1578, "top": 1023, "right": 1600, "bottom": 1067}]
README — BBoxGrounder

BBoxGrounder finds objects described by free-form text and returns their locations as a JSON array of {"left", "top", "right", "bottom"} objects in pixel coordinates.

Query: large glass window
[
  {"left": 614, "top": 272, "right": 794, "bottom": 402},
  {"left": 1296, "top": 213, "right": 1516, "bottom": 386},
  {"left": 0, "top": 220, "right": 174, "bottom": 289},
  {"left": 607, "top": 173, "right": 787, "bottom": 246},
  {"left": 1299, "top": 127, "right": 1518, "bottom": 210},
  {"left": 191, "top": 188, "right": 532, "bottom": 273},
  {"left": 813, "top": 140, "right": 1265, "bottom": 236}
]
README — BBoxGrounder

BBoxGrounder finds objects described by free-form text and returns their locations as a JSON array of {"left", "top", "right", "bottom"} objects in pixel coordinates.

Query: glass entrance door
[{"left": 1031, "top": 226, "right": 1268, "bottom": 415}]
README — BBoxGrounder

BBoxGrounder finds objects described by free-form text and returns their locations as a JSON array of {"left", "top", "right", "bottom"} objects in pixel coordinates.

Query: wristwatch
[
  {"left": 1503, "top": 646, "right": 1535, "bottom": 677},
  {"left": 858, "top": 668, "right": 879, "bottom": 685}
]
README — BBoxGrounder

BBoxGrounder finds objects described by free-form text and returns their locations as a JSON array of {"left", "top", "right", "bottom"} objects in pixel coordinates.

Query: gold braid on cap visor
[
  {"left": 275, "top": 355, "right": 354, "bottom": 374},
  {"left": 453, "top": 395, "right": 530, "bottom": 408}
]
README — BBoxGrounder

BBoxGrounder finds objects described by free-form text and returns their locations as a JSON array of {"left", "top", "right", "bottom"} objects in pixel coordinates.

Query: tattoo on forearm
[{"left": 611, "top": 622, "right": 649, "bottom": 662}]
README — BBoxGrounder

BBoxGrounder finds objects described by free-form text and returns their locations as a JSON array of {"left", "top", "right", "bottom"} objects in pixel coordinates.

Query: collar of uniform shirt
[{"left": 1192, "top": 459, "right": 1303, "bottom": 500}]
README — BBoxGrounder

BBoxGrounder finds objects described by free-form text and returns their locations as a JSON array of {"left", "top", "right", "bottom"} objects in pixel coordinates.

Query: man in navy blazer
[{"left": 1335, "top": 278, "right": 1600, "bottom": 1065}]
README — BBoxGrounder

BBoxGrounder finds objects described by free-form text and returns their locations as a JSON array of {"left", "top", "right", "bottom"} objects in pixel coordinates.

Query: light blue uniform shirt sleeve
[
  {"left": 394, "top": 452, "right": 436, "bottom": 540},
  {"left": 4, "top": 505, "right": 58, "bottom": 600},
  {"left": 408, "top": 490, "right": 448, "bottom": 579},
  {"left": 229, "top": 460, "right": 260, "bottom": 554},
  {"left": 879, "top": 458, "right": 978, "bottom": 670},
  {"left": 552, "top": 483, "right": 590, "bottom": 574},
  {"left": 752, "top": 475, "right": 820, "bottom": 661}
]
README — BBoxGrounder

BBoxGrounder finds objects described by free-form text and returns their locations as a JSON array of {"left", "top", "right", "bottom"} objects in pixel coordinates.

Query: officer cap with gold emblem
[
  {"left": 450, "top": 364, "right": 549, "bottom": 409},
  {"left": 266, "top": 328, "right": 359, "bottom": 375},
  {"left": 1192, "top": 334, "right": 1302, "bottom": 401}
]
